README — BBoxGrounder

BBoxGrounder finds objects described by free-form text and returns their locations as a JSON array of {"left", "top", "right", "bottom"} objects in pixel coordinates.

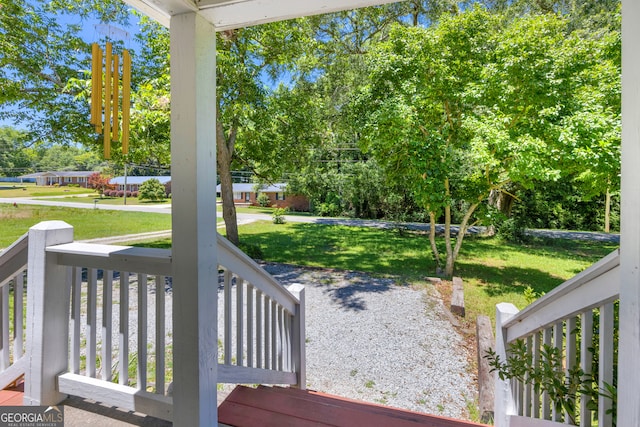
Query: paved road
[{"left": 0, "top": 197, "right": 620, "bottom": 243}]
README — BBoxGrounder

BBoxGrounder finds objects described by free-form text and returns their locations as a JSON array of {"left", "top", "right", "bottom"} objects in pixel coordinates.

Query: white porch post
[
  {"left": 170, "top": 12, "right": 218, "bottom": 427},
  {"left": 24, "top": 221, "right": 74, "bottom": 405},
  {"left": 494, "top": 303, "right": 519, "bottom": 427},
  {"left": 619, "top": 1, "right": 640, "bottom": 425}
]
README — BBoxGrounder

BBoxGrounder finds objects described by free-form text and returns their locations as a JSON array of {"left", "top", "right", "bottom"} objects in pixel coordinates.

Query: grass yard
[
  {"left": 38, "top": 196, "right": 171, "bottom": 206},
  {"left": 0, "top": 183, "right": 96, "bottom": 198},
  {"left": 133, "top": 219, "right": 618, "bottom": 323},
  {"left": 234, "top": 205, "right": 314, "bottom": 217},
  {"left": 0, "top": 204, "right": 171, "bottom": 248},
  {"left": 237, "top": 221, "right": 618, "bottom": 323}
]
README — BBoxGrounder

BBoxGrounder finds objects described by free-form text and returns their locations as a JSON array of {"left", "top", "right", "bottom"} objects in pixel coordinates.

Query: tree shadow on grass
[{"left": 456, "top": 262, "right": 571, "bottom": 297}]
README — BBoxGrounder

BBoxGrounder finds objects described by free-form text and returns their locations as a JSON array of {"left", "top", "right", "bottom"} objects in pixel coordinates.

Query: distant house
[
  {"left": 19, "top": 171, "right": 95, "bottom": 187},
  {"left": 216, "top": 183, "right": 309, "bottom": 211},
  {"left": 110, "top": 176, "right": 172, "bottom": 194}
]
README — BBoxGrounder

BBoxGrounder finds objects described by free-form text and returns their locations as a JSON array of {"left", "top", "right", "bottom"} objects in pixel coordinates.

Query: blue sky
[{"left": 1, "top": 7, "right": 142, "bottom": 131}]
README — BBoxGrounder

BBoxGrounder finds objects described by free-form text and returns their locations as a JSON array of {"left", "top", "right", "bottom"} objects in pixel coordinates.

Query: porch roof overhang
[{"left": 122, "top": 0, "right": 401, "bottom": 30}]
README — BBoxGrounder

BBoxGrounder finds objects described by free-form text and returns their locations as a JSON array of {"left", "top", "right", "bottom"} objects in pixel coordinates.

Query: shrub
[
  {"left": 125, "top": 191, "right": 132, "bottom": 197},
  {"left": 139, "top": 178, "right": 166, "bottom": 201},
  {"left": 317, "top": 202, "right": 340, "bottom": 217},
  {"left": 132, "top": 191, "right": 139, "bottom": 198},
  {"left": 257, "top": 193, "right": 270, "bottom": 207},
  {"left": 117, "top": 190, "right": 125, "bottom": 197},
  {"left": 497, "top": 218, "right": 529, "bottom": 243},
  {"left": 272, "top": 207, "right": 288, "bottom": 224}
]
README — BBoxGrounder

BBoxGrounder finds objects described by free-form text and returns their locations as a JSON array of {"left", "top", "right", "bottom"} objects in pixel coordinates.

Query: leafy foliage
[
  {"left": 87, "top": 172, "right": 112, "bottom": 195},
  {"left": 272, "top": 208, "right": 288, "bottom": 224},
  {"left": 257, "top": 193, "right": 271, "bottom": 207},
  {"left": 138, "top": 178, "right": 166, "bottom": 201}
]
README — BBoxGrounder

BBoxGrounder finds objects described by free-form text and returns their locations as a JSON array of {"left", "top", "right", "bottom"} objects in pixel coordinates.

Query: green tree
[
  {"left": 0, "top": 127, "right": 33, "bottom": 176},
  {"left": 87, "top": 171, "right": 112, "bottom": 195},
  {"left": 138, "top": 178, "right": 166, "bottom": 201},
  {"left": 355, "top": 9, "right": 611, "bottom": 276},
  {"left": 0, "top": 0, "right": 131, "bottom": 146}
]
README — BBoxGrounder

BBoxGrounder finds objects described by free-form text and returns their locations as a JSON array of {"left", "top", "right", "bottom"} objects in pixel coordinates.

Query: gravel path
[{"left": 260, "top": 263, "right": 476, "bottom": 419}]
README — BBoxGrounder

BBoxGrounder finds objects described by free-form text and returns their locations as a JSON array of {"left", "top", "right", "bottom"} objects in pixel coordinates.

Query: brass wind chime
[{"left": 90, "top": 42, "right": 131, "bottom": 160}]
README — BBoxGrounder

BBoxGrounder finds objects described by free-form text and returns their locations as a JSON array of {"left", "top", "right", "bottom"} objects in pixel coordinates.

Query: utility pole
[{"left": 123, "top": 162, "right": 128, "bottom": 205}]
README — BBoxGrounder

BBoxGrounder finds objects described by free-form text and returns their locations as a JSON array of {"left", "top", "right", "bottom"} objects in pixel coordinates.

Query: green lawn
[
  {"left": 135, "top": 220, "right": 617, "bottom": 322},
  {"left": 234, "top": 205, "right": 314, "bottom": 217},
  {"left": 0, "top": 204, "right": 171, "bottom": 248},
  {"left": 0, "top": 183, "right": 96, "bottom": 198},
  {"left": 2, "top": 203, "right": 618, "bottom": 324},
  {"left": 38, "top": 196, "right": 171, "bottom": 206},
  {"left": 236, "top": 221, "right": 618, "bottom": 323}
]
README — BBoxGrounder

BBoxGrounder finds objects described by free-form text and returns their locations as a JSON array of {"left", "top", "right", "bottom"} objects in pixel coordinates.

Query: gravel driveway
[{"left": 261, "top": 263, "right": 476, "bottom": 419}]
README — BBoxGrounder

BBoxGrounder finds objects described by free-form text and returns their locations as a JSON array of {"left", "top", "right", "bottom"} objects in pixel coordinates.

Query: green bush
[
  {"left": 138, "top": 178, "right": 167, "bottom": 201},
  {"left": 257, "top": 193, "right": 270, "bottom": 207},
  {"left": 497, "top": 217, "right": 529, "bottom": 243},
  {"left": 272, "top": 207, "right": 288, "bottom": 224},
  {"left": 316, "top": 202, "right": 340, "bottom": 217}
]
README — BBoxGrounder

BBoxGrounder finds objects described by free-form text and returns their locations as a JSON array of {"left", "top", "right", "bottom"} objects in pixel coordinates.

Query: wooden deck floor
[
  {"left": 219, "top": 385, "right": 490, "bottom": 427},
  {"left": 0, "top": 380, "right": 24, "bottom": 406},
  {"left": 1, "top": 383, "right": 490, "bottom": 426}
]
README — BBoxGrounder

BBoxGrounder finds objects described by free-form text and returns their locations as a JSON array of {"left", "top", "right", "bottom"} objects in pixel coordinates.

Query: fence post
[
  {"left": 24, "top": 221, "right": 74, "bottom": 405},
  {"left": 288, "top": 284, "right": 305, "bottom": 390},
  {"left": 495, "top": 303, "right": 520, "bottom": 427}
]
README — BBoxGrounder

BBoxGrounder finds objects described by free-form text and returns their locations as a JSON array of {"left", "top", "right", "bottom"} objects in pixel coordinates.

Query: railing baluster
[
  {"left": 565, "top": 317, "right": 577, "bottom": 423},
  {"left": 102, "top": 270, "right": 113, "bottom": 381},
  {"left": 524, "top": 335, "right": 532, "bottom": 417},
  {"left": 580, "top": 309, "right": 593, "bottom": 427},
  {"left": 1, "top": 279, "right": 10, "bottom": 370},
  {"left": 156, "top": 276, "right": 165, "bottom": 395},
  {"left": 224, "top": 270, "right": 232, "bottom": 366},
  {"left": 70, "top": 268, "right": 81, "bottom": 374},
  {"left": 552, "top": 321, "right": 563, "bottom": 422},
  {"left": 598, "top": 302, "right": 614, "bottom": 427},
  {"left": 119, "top": 272, "right": 130, "bottom": 385},
  {"left": 138, "top": 273, "right": 147, "bottom": 391},
  {"left": 87, "top": 268, "right": 98, "bottom": 377},
  {"left": 271, "top": 300, "right": 277, "bottom": 369},
  {"left": 236, "top": 278, "right": 244, "bottom": 367},
  {"left": 515, "top": 377, "right": 523, "bottom": 417},
  {"left": 264, "top": 296, "right": 270, "bottom": 370},
  {"left": 278, "top": 305, "right": 284, "bottom": 371},
  {"left": 285, "top": 312, "right": 292, "bottom": 372},
  {"left": 14, "top": 271, "right": 24, "bottom": 360},
  {"left": 256, "top": 290, "right": 262, "bottom": 369},
  {"left": 542, "top": 327, "right": 552, "bottom": 420},
  {"left": 247, "top": 284, "right": 254, "bottom": 368},
  {"left": 532, "top": 332, "right": 541, "bottom": 419}
]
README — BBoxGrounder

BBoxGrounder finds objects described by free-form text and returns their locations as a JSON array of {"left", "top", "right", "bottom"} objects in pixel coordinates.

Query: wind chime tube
[
  {"left": 121, "top": 50, "right": 131, "bottom": 154},
  {"left": 96, "top": 47, "right": 103, "bottom": 134},
  {"left": 112, "top": 54, "right": 119, "bottom": 143},
  {"left": 104, "top": 42, "right": 112, "bottom": 159},
  {"left": 90, "top": 43, "right": 99, "bottom": 126}
]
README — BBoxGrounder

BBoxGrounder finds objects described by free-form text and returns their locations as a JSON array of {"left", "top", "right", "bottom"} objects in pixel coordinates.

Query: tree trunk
[
  {"left": 428, "top": 211, "right": 441, "bottom": 274},
  {"left": 217, "top": 119, "right": 240, "bottom": 246},
  {"left": 450, "top": 202, "right": 480, "bottom": 275},
  {"left": 605, "top": 187, "right": 611, "bottom": 233},
  {"left": 444, "top": 179, "right": 454, "bottom": 277}
]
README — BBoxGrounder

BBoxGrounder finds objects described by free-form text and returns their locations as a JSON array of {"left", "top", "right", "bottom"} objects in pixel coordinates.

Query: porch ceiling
[{"left": 122, "top": 0, "right": 402, "bottom": 30}]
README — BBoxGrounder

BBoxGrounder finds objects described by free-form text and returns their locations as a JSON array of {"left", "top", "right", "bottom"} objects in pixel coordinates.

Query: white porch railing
[
  {"left": 494, "top": 249, "right": 619, "bottom": 427},
  {"left": 9, "top": 221, "right": 304, "bottom": 423},
  {"left": 0, "top": 232, "right": 28, "bottom": 389}
]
